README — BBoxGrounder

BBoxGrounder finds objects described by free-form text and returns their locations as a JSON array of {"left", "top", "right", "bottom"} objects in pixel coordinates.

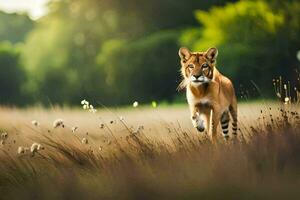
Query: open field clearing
[
  {"left": 0, "top": 102, "right": 300, "bottom": 200},
  {"left": 0, "top": 0, "right": 299, "bottom": 199},
  {"left": 0, "top": 102, "right": 285, "bottom": 140}
]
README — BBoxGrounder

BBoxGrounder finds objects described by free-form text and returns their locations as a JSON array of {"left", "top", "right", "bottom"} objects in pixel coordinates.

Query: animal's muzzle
[{"left": 191, "top": 75, "right": 205, "bottom": 83}]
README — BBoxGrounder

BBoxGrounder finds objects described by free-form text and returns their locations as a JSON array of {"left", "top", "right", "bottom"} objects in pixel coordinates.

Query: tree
[
  {"left": 0, "top": 42, "right": 26, "bottom": 105},
  {"left": 180, "top": 0, "right": 300, "bottom": 97},
  {"left": 21, "top": 0, "right": 237, "bottom": 105},
  {"left": 0, "top": 12, "right": 34, "bottom": 44},
  {"left": 97, "top": 31, "right": 181, "bottom": 104}
]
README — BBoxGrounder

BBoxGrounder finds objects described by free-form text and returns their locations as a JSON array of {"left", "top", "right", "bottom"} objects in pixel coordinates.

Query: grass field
[{"left": 0, "top": 102, "right": 300, "bottom": 200}]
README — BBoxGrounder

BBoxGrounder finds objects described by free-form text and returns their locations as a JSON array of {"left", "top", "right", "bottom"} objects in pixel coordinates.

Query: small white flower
[
  {"left": 1, "top": 132, "right": 8, "bottom": 139},
  {"left": 53, "top": 119, "right": 64, "bottom": 128},
  {"left": 31, "top": 120, "right": 39, "bottom": 126},
  {"left": 30, "top": 143, "right": 39, "bottom": 153},
  {"left": 83, "top": 104, "right": 89, "bottom": 110},
  {"left": 81, "top": 99, "right": 89, "bottom": 105},
  {"left": 284, "top": 97, "right": 290, "bottom": 104},
  {"left": 81, "top": 99, "right": 87, "bottom": 105},
  {"left": 37, "top": 144, "right": 44, "bottom": 151},
  {"left": 276, "top": 92, "right": 281, "bottom": 98},
  {"left": 71, "top": 126, "right": 78, "bottom": 133},
  {"left": 18, "top": 146, "right": 25, "bottom": 154},
  {"left": 30, "top": 143, "right": 43, "bottom": 154},
  {"left": 18, "top": 146, "right": 29, "bottom": 154},
  {"left": 81, "top": 99, "right": 97, "bottom": 113},
  {"left": 88, "top": 105, "right": 97, "bottom": 113},
  {"left": 133, "top": 101, "right": 139, "bottom": 108},
  {"left": 81, "top": 138, "right": 88, "bottom": 144}
]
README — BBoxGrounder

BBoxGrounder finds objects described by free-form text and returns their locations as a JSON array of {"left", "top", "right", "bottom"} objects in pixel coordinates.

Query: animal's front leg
[
  {"left": 190, "top": 106, "right": 205, "bottom": 132},
  {"left": 209, "top": 108, "right": 221, "bottom": 142}
]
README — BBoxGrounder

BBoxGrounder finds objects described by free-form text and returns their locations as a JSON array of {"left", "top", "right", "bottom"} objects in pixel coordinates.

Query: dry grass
[{"left": 0, "top": 102, "right": 300, "bottom": 200}]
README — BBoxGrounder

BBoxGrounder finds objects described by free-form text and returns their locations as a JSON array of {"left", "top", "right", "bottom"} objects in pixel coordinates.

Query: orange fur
[{"left": 178, "top": 47, "right": 238, "bottom": 141}]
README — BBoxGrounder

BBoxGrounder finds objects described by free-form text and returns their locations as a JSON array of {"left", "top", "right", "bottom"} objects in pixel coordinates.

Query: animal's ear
[
  {"left": 178, "top": 47, "right": 191, "bottom": 62},
  {"left": 206, "top": 47, "right": 218, "bottom": 63}
]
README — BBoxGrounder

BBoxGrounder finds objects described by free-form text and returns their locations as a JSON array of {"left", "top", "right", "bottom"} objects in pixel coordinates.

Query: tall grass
[{"left": 0, "top": 104, "right": 300, "bottom": 200}]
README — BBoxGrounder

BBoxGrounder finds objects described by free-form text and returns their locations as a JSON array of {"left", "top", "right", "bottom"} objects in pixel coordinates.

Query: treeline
[{"left": 0, "top": 0, "right": 299, "bottom": 106}]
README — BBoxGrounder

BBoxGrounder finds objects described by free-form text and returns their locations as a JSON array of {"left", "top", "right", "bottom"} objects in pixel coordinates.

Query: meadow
[
  {"left": 0, "top": 102, "right": 300, "bottom": 200},
  {"left": 0, "top": 1, "right": 299, "bottom": 199}
]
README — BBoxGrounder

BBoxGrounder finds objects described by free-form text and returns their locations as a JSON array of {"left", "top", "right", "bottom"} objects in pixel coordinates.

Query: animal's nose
[{"left": 193, "top": 74, "right": 201, "bottom": 79}]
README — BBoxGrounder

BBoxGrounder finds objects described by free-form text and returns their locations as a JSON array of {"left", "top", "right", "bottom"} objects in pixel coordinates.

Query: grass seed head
[
  {"left": 17, "top": 146, "right": 24, "bottom": 154},
  {"left": 71, "top": 126, "right": 78, "bottom": 133},
  {"left": 81, "top": 99, "right": 88, "bottom": 105},
  {"left": 30, "top": 143, "right": 39, "bottom": 153},
  {"left": 81, "top": 138, "right": 88, "bottom": 144},
  {"left": 83, "top": 105, "right": 89, "bottom": 110},
  {"left": 53, "top": 119, "right": 64, "bottom": 128},
  {"left": 1, "top": 132, "right": 8, "bottom": 140},
  {"left": 31, "top": 120, "right": 39, "bottom": 126},
  {"left": 284, "top": 97, "right": 290, "bottom": 104},
  {"left": 17, "top": 146, "right": 29, "bottom": 154},
  {"left": 133, "top": 101, "right": 139, "bottom": 108},
  {"left": 37, "top": 144, "right": 44, "bottom": 151},
  {"left": 30, "top": 143, "right": 43, "bottom": 154}
]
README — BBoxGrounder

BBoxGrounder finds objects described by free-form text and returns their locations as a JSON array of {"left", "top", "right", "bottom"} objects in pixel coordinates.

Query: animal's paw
[
  {"left": 195, "top": 120, "right": 205, "bottom": 132},
  {"left": 196, "top": 125, "right": 205, "bottom": 132}
]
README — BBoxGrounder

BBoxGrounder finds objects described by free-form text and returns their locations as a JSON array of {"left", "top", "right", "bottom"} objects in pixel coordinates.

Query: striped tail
[
  {"left": 229, "top": 105, "right": 238, "bottom": 135},
  {"left": 220, "top": 111, "right": 230, "bottom": 139},
  {"left": 232, "top": 121, "right": 237, "bottom": 135}
]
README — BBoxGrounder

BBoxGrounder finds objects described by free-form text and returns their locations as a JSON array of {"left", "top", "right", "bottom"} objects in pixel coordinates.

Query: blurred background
[{"left": 0, "top": 0, "right": 299, "bottom": 107}]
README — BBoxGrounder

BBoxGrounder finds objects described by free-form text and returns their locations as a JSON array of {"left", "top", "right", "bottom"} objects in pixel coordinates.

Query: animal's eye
[
  {"left": 202, "top": 63, "right": 209, "bottom": 68},
  {"left": 188, "top": 64, "right": 194, "bottom": 68}
]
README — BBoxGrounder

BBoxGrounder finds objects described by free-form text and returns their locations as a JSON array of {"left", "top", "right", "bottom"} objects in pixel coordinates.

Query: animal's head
[{"left": 178, "top": 47, "right": 218, "bottom": 88}]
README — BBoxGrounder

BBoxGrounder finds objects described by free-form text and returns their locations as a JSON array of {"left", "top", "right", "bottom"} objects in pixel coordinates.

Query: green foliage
[
  {"left": 1, "top": 0, "right": 299, "bottom": 105},
  {"left": 20, "top": 0, "right": 233, "bottom": 106},
  {"left": 0, "top": 11, "right": 33, "bottom": 44},
  {"left": 181, "top": 0, "right": 300, "bottom": 97},
  {"left": 97, "top": 31, "right": 181, "bottom": 104},
  {"left": 0, "top": 42, "right": 26, "bottom": 105},
  {"left": 21, "top": 2, "right": 109, "bottom": 105}
]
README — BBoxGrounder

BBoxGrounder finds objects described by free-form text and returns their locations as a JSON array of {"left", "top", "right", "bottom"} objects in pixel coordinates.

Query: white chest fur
[{"left": 186, "top": 87, "right": 211, "bottom": 107}]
